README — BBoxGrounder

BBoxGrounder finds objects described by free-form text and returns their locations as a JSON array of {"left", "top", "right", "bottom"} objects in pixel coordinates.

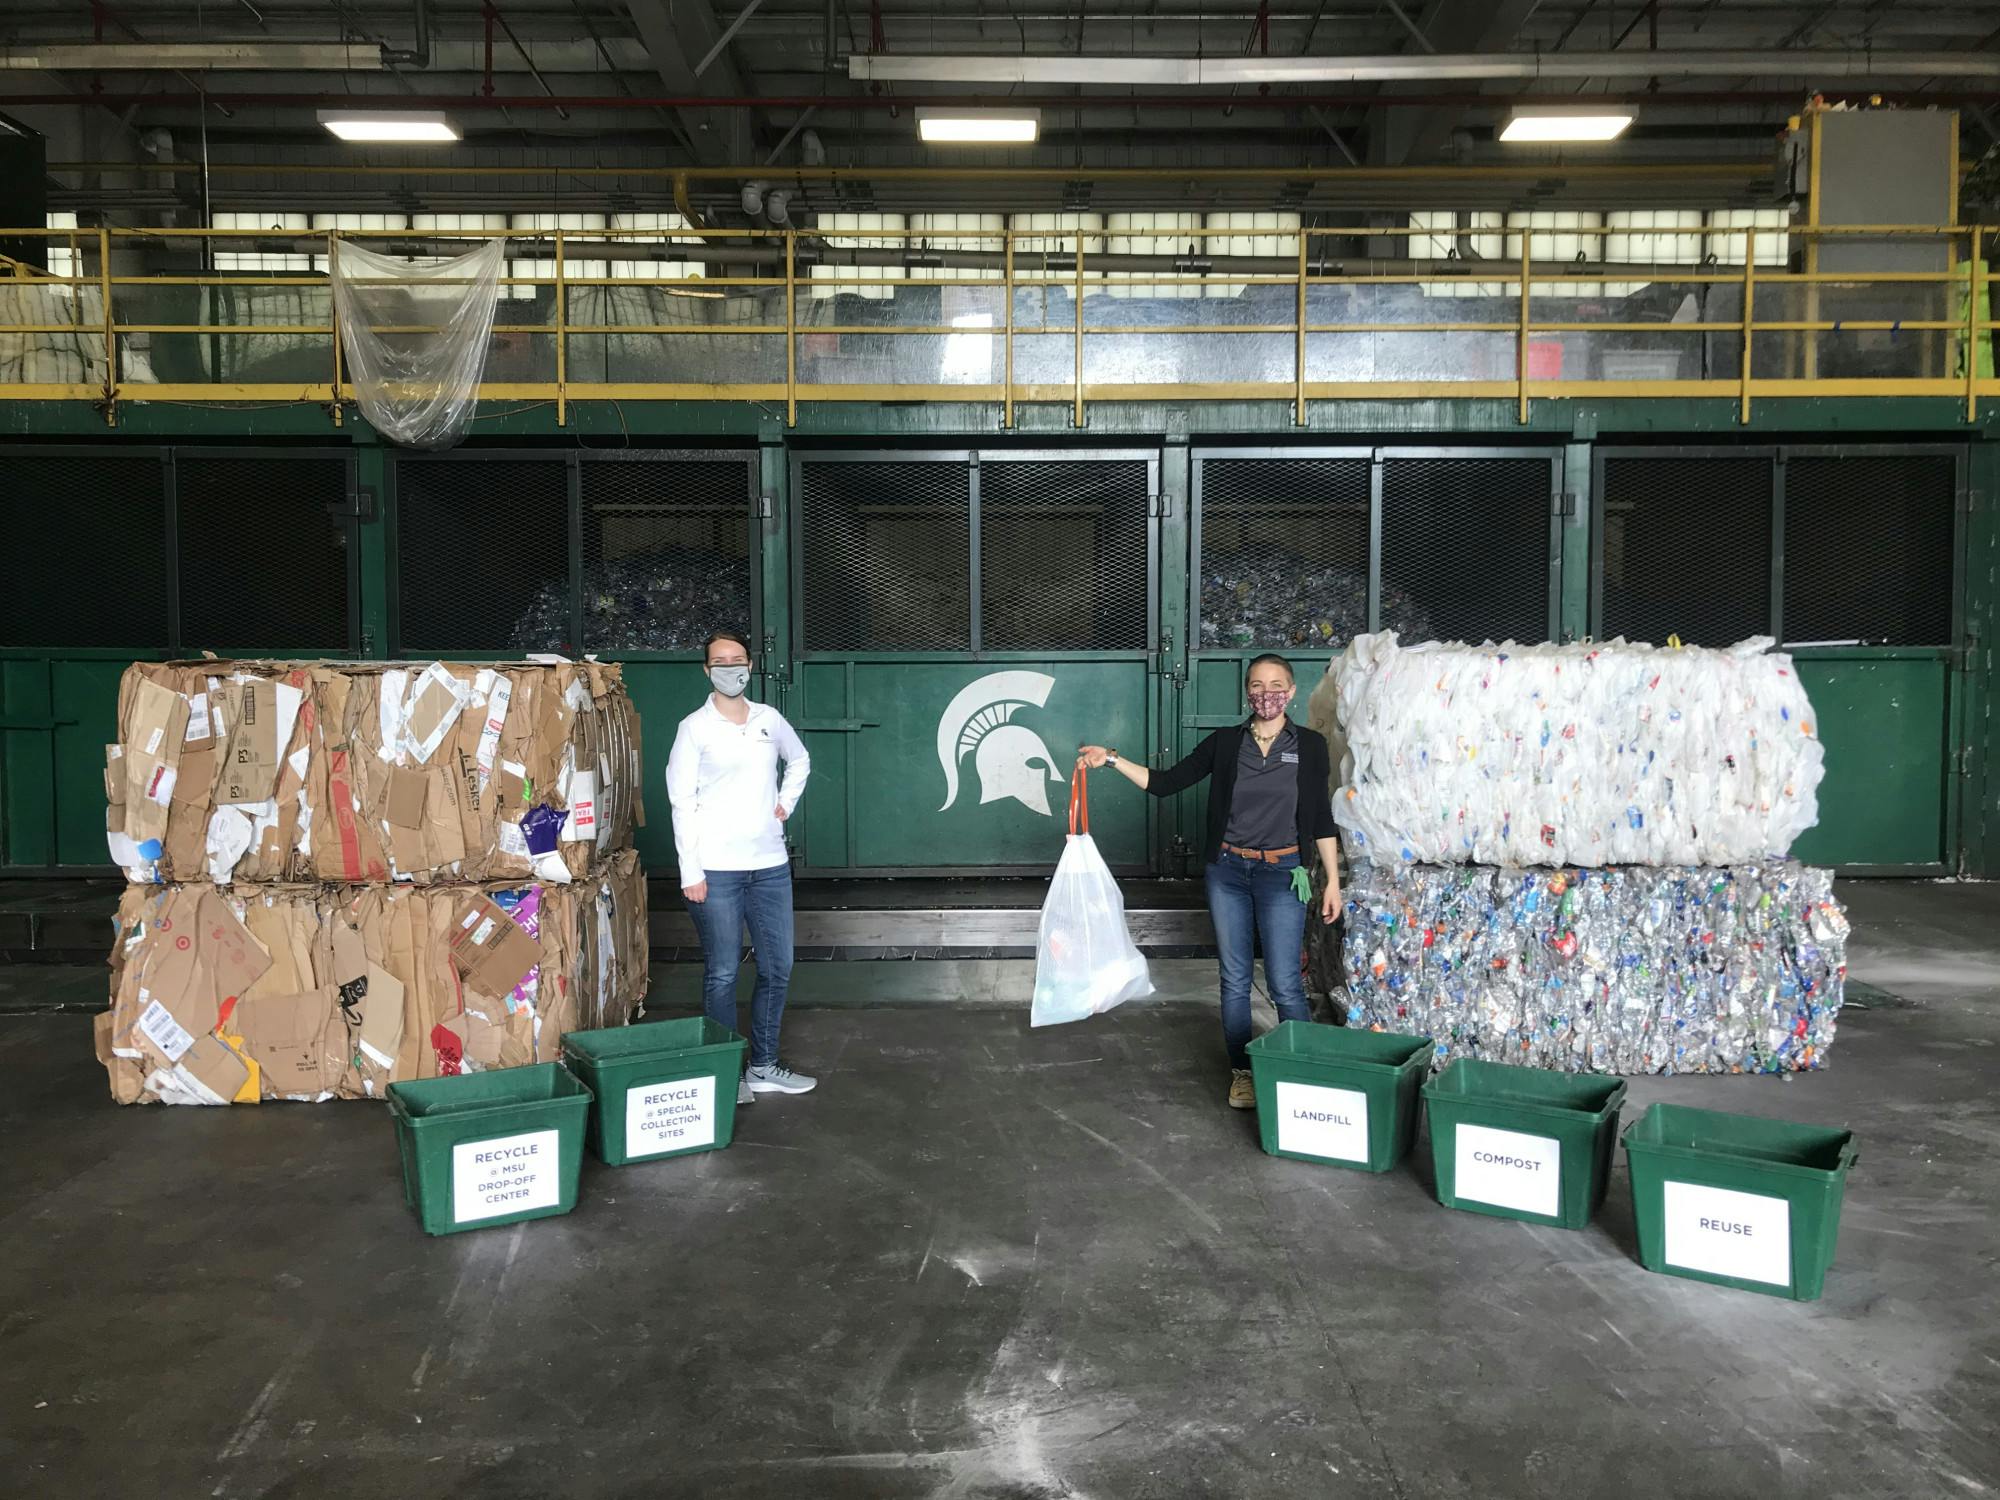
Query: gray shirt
[{"left": 1223, "top": 721, "right": 1301, "bottom": 852}]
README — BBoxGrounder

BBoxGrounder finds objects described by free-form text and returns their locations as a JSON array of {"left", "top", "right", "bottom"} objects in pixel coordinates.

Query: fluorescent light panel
[
  {"left": 1499, "top": 106, "right": 1635, "bottom": 143},
  {"left": 915, "top": 107, "right": 1040, "bottom": 144},
  {"left": 319, "top": 110, "right": 460, "bottom": 143}
]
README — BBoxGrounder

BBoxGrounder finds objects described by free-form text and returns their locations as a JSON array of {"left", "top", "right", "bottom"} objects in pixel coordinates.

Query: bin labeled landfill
[
  {"left": 389, "top": 1063, "right": 593, "bottom": 1235},
  {"left": 563, "top": 1017, "right": 748, "bottom": 1165},
  {"left": 1246, "top": 1020, "right": 1432, "bottom": 1171},
  {"left": 1423, "top": 1058, "right": 1627, "bottom": 1228},
  {"left": 1623, "top": 1102, "right": 1858, "bottom": 1301}
]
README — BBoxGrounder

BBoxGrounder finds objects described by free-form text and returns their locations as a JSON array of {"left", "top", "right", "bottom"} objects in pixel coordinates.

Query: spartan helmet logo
[{"left": 937, "top": 671, "right": 1065, "bottom": 818}]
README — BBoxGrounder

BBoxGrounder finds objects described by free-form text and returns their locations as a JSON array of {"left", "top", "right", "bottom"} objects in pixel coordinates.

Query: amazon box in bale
[
  {"left": 96, "top": 850, "right": 648, "bottom": 1104},
  {"left": 105, "top": 658, "right": 642, "bottom": 887}
]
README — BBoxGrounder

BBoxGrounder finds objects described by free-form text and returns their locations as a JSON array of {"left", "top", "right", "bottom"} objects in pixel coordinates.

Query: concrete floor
[{"left": 1, "top": 883, "right": 1997, "bottom": 1499}]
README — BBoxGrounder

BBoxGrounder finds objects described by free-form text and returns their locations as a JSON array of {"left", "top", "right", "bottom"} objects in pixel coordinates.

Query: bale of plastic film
[
  {"left": 1331, "top": 632, "right": 1825, "bottom": 868},
  {"left": 330, "top": 237, "right": 506, "bottom": 450},
  {"left": 1341, "top": 861, "right": 1849, "bottom": 1076}
]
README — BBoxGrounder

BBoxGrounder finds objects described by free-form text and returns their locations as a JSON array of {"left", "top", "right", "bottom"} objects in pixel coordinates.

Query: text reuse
[
  {"left": 1453, "top": 1123, "right": 1561, "bottom": 1218},
  {"left": 625, "top": 1074, "right": 717, "bottom": 1158},
  {"left": 1661, "top": 1180, "right": 1792, "bottom": 1287},
  {"left": 452, "top": 1128, "right": 561, "bottom": 1224},
  {"left": 1274, "top": 1081, "right": 1370, "bottom": 1163}
]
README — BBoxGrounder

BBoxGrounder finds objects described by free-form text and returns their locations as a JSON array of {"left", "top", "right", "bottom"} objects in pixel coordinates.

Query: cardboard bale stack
[{"left": 96, "top": 659, "right": 649, "bottom": 1105}]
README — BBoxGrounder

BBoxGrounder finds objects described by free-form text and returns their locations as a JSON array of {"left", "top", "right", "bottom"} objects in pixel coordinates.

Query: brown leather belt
[{"left": 1222, "top": 842, "right": 1299, "bottom": 864}]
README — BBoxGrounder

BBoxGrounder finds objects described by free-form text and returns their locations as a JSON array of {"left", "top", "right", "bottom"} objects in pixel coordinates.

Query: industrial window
[
  {"left": 798, "top": 459, "right": 971, "bottom": 651},
  {"left": 1784, "top": 454, "right": 1956, "bottom": 647},
  {"left": 397, "top": 457, "right": 569, "bottom": 653},
  {"left": 579, "top": 458, "right": 754, "bottom": 653},
  {"left": 177, "top": 455, "right": 351, "bottom": 651},
  {"left": 1196, "top": 455, "right": 1374, "bottom": 650},
  {"left": 1382, "top": 454, "right": 1554, "bottom": 644},
  {"left": 980, "top": 459, "right": 1149, "bottom": 651},
  {"left": 0, "top": 452, "right": 169, "bottom": 647},
  {"left": 1598, "top": 454, "right": 1772, "bottom": 647}
]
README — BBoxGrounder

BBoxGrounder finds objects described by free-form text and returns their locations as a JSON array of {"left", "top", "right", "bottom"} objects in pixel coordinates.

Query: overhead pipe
[
  {"left": 848, "top": 48, "right": 2000, "bottom": 85},
  {"left": 382, "top": 0, "right": 432, "bottom": 68}
]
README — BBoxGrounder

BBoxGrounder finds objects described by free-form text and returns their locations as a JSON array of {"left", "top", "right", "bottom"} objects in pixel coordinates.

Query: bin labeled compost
[{"left": 1423, "top": 1059, "right": 1627, "bottom": 1228}]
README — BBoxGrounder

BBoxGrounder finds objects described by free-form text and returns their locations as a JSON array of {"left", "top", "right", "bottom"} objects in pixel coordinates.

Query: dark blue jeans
[
  {"left": 1206, "top": 851, "right": 1312, "bottom": 1069},
  {"left": 686, "top": 865, "right": 795, "bottom": 1069}
]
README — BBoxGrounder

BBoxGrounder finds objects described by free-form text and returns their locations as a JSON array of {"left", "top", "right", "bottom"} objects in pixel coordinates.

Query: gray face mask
[{"left": 709, "top": 664, "right": 751, "bottom": 699}]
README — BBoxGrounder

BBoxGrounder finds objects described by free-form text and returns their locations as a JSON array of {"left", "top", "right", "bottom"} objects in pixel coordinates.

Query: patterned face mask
[{"left": 1249, "top": 688, "right": 1292, "bottom": 721}]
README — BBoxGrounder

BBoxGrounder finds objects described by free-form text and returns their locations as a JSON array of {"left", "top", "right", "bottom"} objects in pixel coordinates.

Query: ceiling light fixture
[
  {"left": 1499, "top": 105, "right": 1636, "bottom": 143},
  {"left": 318, "top": 109, "right": 460, "bottom": 143},
  {"left": 915, "top": 107, "right": 1041, "bottom": 145}
]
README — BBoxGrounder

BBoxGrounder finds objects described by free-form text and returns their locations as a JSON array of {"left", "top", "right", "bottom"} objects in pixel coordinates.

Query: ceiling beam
[
  {"left": 622, "top": 0, "right": 754, "bottom": 165},
  {"left": 1377, "top": 0, "right": 1545, "bottom": 164}
]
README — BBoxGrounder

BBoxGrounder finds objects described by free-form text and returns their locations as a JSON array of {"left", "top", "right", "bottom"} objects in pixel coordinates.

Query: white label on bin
[
  {"left": 1662, "top": 1180, "right": 1791, "bottom": 1288},
  {"left": 1454, "top": 1124, "right": 1561, "bottom": 1218},
  {"left": 452, "top": 1128, "right": 560, "bottom": 1224},
  {"left": 1275, "top": 1081, "right": 1369, "bottom": 1163},
  {"left": 626, "top": 1075, "right": 716, "bottom": 1158}
]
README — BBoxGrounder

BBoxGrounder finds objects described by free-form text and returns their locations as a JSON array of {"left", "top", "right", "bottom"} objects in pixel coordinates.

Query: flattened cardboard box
[
  {"left": 101, "top": 850, "right": 646, "bottom": 1105},
  {"left": 106, "top": 659, "right": 643, "bottom": 887}
]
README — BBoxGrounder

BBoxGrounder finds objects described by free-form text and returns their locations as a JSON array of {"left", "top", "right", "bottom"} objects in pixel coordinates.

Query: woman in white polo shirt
[{"left": 665, "top": 629, "right": 816, "bottom": 1103}]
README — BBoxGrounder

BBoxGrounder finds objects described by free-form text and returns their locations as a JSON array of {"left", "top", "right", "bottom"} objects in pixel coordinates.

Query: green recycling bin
[
  {"left": 561, "top": 1017, "right": 748, "bottom": 1166},
  {"left": 1246, "top": 1020, "right": 1433, "bottom": 1172},
  {"left": 387, "top": 1063, "right": 593, "bottom": 1237},
  {"left": 1423, "top": 1058, "right": 1627, "bottom": 1229},
  {"left": 1624, "top": 1103, "right": 1859, "bottom": 1301}
]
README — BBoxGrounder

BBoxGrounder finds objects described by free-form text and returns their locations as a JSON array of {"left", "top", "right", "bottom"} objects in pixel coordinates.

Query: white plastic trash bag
[
  {"left": 1032, "top": 772, "right": 1154, "bottom": 1027},
  {"left": 330, "top": 236, "right": 506, "bottom": 450}
]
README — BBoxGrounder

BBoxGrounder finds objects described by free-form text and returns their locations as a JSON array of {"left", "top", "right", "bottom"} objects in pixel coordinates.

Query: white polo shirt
[{"left": 665, "top": 697, "right": 812, "bottom": 885}]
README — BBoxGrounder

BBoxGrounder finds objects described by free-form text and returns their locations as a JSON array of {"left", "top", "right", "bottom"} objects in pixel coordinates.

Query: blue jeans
[
  {"left": 1206, "top": 851, "right": 1312, "bottom": 1069},
  {"left": 686, "top": 865, "right": 795, "bottom": 1069}
]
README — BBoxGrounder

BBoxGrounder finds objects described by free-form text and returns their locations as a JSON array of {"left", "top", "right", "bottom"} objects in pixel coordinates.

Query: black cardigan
[{"left": 1145, "top": 720, "right": 1339, "bottom": 866}]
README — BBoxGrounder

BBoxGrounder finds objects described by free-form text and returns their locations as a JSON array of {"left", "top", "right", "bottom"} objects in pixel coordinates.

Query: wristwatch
[{"left": 1106, "top": 749, "right": 1120, "bottom": 765}]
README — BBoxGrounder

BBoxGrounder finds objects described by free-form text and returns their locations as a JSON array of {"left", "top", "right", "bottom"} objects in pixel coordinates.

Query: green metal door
[
  {"left": 1, "top": 445, "right": 358, "bottom": 872},
  {"left": 1594, "top": 444, "right": 1966, "bottom": 873},
  {"left": 789, "top": 448, "right": 1160, "bottom": 874},
  {"left": 1179, "top": 445, "right": 1565, "bottom": 872},
  {"left": 390, "top": 446, "right": 762, "bottom": 874}
]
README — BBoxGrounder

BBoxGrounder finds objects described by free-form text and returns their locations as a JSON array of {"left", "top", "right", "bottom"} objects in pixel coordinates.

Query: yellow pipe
[
  {"left": 1004, "top": 230, "right": 1015, "bottom": 430},
  {"left": 1740, "top": 229, "right": 1756, "bottom": 424},
  {"left": 1517, "top": 238, "right": 1530, "bottom": 425}
]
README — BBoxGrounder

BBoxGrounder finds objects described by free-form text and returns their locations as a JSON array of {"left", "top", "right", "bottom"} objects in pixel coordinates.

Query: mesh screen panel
[
  {"left": 800, "top": 460, "right": 971, "bottom": 651},
  {"left": 1382, "top": 455, "right": 1553, "bottom": 644},
  {"left": 1598, "top": 455, "right": 1771, "bottom": 647},
  {"left": 1197, "top": 456, "right": 1373, "bottom": 650},
  {"left": 0, "top": 453, "right": 168, "bottom": 647},
  {"left": 981, "top": 460, "right": 1148, "bottom": 651},
  {"left": 177, "top": 455, "right": 351, "bottom": 651},
  {"left": 397, "top": 457, "right": 569, "bottom": 653},
  {"left": 578, "top": 457, "right": 755, "bottom": 653},
  {"left": 1784, "top": 455, "right": 1955, "bottom": 647}
]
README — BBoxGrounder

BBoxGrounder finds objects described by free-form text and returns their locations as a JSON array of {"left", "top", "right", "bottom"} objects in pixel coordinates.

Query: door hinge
[
  {"left": 1150, "top": 492, "right": 1173, "bottom": 518},
  {"left": 1553, "top": 490, "right": 1579, "bottom": 521},
  {"left": 329, "top": 487, "right": 376, "bottom": 522},
  {"left": 757, "top": 494, "right": 774, "bottom": 520}
]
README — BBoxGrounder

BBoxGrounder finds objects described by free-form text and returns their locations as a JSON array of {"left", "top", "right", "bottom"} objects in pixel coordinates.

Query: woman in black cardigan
[{"left": 1078, "top": 653, "right": 1342, "bottom": 1111}]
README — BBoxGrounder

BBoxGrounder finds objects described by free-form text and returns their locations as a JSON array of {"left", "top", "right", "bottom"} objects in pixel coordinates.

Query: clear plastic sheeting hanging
[{"left": 330, "top": 237, "right": 506, "bottom": 450}]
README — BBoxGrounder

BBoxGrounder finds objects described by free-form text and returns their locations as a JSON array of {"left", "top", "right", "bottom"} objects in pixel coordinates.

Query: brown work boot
[{"left": 1227, "top": 1068, "right": 1256, "bottom": 1110}]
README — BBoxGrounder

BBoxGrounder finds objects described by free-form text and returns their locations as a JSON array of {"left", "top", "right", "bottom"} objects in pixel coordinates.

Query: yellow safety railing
[{"left": 0, "top": 222, "right": 1993, "bottom": 427}]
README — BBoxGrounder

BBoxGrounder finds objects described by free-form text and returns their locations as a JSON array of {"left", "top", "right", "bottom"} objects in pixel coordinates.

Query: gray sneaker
[
  {"left": 746, "top": 1063, "right": 817, "bottom": 1095},
  {"left": 737, "top": 1077, "right": 755, "bottom": 1106}
]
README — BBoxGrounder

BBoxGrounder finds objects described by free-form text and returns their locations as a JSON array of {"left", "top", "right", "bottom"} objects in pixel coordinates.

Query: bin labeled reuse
[
  {"left": 387, "top": 1063, "right": 593, "bottom": 1236},
  {"left": 1246, "top": 1020, "right": 1433, "bottom": 1172},
  {"left": 1624, "top": 1102, "right": 1859, "bottom": 1301},
  {"left": 562, "top": 1017, "right": 748, "bottom": 1166},
  {"left": 1423, "top": 1059, "right": 1628, "bottom": 1229}
]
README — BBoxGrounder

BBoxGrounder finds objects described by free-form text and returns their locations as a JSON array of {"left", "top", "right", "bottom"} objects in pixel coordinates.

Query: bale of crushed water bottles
[
  {"left": 1340, "top": 861, "right": 1849, "bottom": 1076},
  {"left": 1198, "top": 552, "right": 1434, "bottom": 652},
  {"left": 509, "top": 549, "right": 753, "bottom": 654}
]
